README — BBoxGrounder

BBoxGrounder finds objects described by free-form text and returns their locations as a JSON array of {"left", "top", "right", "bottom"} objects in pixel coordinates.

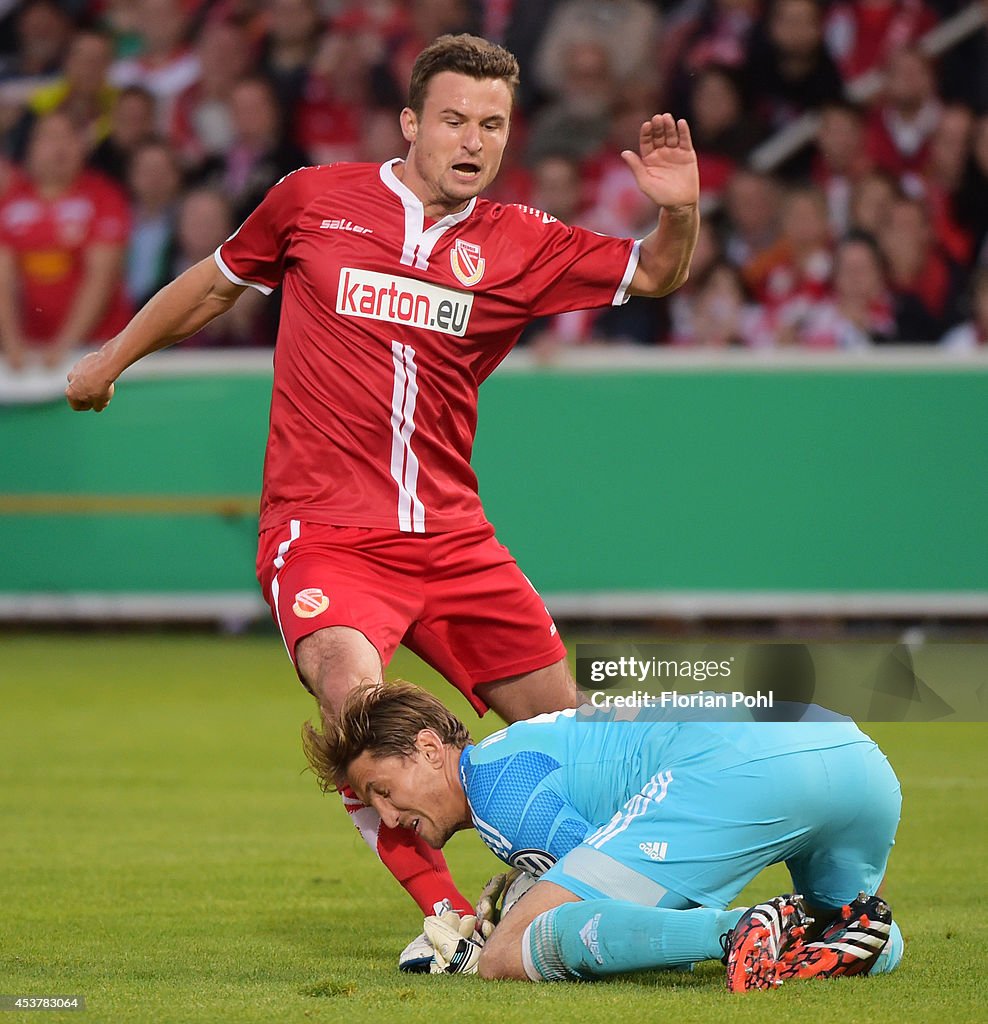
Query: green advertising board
[{"left": 1, "top": 351, "right": 985, "bottom": 618}]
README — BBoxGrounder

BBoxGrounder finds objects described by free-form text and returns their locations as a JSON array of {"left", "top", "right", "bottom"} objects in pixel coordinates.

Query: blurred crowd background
[{"left": 3, "top": 0, "right": 988, "bottom": 363}]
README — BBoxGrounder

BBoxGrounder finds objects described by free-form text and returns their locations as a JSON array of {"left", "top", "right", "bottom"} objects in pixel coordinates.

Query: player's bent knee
[
  {"left": 480, "top": 658, "right": 579, "bottom": 722},
  {"left": 296, "top": 626, "right": 383, "bottom": 711}
]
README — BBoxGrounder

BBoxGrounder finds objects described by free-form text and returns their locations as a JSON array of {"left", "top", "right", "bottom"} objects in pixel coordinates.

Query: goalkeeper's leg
[{"left": 477, "top": 880, "right": 745, "bottom": 981}]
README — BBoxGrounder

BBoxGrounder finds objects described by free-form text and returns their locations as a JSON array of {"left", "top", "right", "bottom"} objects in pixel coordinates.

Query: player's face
[
  {"left": 398, "top": 71, "right": 511, "bottom": 217},
  {"left": 347, "top": 739, "right": 470, "bottom": 849}
]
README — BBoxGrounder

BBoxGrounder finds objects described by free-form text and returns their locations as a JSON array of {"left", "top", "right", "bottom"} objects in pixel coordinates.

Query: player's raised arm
[
  {"left": 65, "top": 256, "right": 246, "bottom": 412},
  {"left": 622, "top": 113, "right": 700, "bottom": 298}
]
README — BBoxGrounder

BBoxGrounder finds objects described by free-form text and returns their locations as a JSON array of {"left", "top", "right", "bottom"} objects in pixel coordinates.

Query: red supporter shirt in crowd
[
  {"left": 0, "top": 170, "right": 131, "bottom": 344},
  {"left": 216, "top": 160, "right": 639, "bottom": 534},
  {"left": 825, "top": 1, "right": 937, "bottom": 81}
]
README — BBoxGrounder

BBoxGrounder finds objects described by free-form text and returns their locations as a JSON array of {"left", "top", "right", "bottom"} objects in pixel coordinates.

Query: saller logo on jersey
[{"left": 337, "top": 267, "right": 473, "bottom": 336}]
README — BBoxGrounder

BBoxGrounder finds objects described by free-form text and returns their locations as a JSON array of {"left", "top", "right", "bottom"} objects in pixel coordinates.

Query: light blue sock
[
  {"left": 868, "top": 919, "right": 904, "bottom": 975},
  {"left": 523, "top": 900, "right": 746, "bottom": 981}
]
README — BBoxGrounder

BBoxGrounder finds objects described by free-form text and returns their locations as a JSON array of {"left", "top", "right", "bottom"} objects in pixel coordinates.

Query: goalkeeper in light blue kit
[{"left": 304, "top": 682, "right": 905, "bottom": 991}]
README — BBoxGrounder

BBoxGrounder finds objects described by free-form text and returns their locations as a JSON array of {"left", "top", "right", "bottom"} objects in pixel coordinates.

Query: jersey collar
[{"left": 379, "top": 158, "right": 477, "bottom": 271}]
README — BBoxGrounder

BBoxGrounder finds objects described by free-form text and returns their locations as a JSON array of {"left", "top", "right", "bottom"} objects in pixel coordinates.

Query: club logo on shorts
[
  {"left": 450, "top": 238, "right": 485, "bottom": 287},
  {"left": 292, "top": 588, "right": 330, "bottom": 618}
]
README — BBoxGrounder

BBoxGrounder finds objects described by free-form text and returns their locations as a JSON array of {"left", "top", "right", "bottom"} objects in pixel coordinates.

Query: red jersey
[
  {"left": 825, "top": 2, "right": 937, "bottom": 81},
  {"left": 0, "top": 169, "right": 131, "bottom": 344},
  {"left": 216, "top": 160, "right": 639, "bottom": 534}
]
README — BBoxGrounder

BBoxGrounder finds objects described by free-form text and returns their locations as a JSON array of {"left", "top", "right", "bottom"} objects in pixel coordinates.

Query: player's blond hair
[
  {"left": 408, "top": 33, "right": 520, "bottom": 116},
  {"left": 302, "top": 681, "right": 472, "bottom": 793}
]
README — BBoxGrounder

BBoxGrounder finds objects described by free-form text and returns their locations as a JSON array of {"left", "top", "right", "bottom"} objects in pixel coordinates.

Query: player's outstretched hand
[
  {"left": 621, "top": 114, "right": 699, "bottom": 211},
  {"left": 65, "top": 351, "right": 116, "bottom": 412},
  {"left": 423, "top": 910, "right": 486, "bottom": 975}
]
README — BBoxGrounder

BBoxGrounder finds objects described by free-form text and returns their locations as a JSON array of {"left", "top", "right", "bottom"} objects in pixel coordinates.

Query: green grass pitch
[{"left": 1, "top": 633, "right": 986, "bottom": 1023}]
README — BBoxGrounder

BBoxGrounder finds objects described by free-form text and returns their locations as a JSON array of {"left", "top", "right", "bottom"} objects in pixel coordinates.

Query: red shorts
[{"left": 256, "top": 520, "right": 566, "bottom": 714}]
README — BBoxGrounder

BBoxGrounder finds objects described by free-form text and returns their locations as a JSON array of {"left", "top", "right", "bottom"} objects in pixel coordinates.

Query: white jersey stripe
[
  {"left": 585, "top": 806, "right": 629, "bottom": 851},
  {"left": 273, "top": 518, "right": 301, "bottom": 569},
  {"left": 588, "top": 787, "right": 651, "bottom": 850},
  {"left": 398, "top": 186, "right": 422, "bottom": 268},
  {"left": 213, "top": 247, "right": 275, "bottom": 295},
  {"left": 389, "top": 342, "right": 425, "bottom": 533},
  {"left": 389, "top": 343, "right": 412, "bottom": 530},
  {"left": 270, "top": 575, "right": 291, "bottom": 659},
  {"left": 612, "top": 239, "right": 642, "bottom": 306},
  {"left": 472, "top": 812, "right": 513, "bottom": 856},
  {"left": 400, "top": 346, "right": 425, "bottom": 532},
  {"left": 587, "top": 771, "right": 673, "bottom": 850},
  {"left": 270, "top": 519, "right": 301, "bottom": 660}
]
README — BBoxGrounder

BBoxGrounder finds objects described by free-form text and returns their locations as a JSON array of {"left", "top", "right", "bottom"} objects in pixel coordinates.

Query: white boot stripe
[{"left": 826, "top": 941, "right": 876, "bottom": 958}]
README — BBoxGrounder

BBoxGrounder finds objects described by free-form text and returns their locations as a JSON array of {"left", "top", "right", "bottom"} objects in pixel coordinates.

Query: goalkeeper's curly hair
[{"left": 302, "top": 680, "right": 472, "bottom": 793}]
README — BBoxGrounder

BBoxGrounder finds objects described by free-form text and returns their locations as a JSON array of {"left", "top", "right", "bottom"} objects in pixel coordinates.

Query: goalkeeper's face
[{"left": 347, "top": 731, "right": 470, "bottom": 849}]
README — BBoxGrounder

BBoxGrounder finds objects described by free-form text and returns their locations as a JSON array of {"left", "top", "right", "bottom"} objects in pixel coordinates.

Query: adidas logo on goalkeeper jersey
[{"left": 639, "top": 841, "right": 668, "bottom": 861}]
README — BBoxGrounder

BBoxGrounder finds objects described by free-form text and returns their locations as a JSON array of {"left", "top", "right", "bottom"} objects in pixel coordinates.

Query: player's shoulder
[
  {"left": 481, "top": 199, "right": 565, "bottom": 235},
  {"left": 463, "top": 746, "right": 563, "bottom": 824},
  {"left": 463, "top": 710, "right": 584, "bottom": 782},
  {"left": 464, "top": 726, "right": 563, "bottom": 773},
  {"left": 267, "top": 161, "right": 379, "bottom": 201}
]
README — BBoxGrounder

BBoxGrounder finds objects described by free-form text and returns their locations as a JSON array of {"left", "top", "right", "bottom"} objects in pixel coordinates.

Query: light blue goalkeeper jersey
[{"left": 456, "top": 703, "right": 897, "bottom": 909}]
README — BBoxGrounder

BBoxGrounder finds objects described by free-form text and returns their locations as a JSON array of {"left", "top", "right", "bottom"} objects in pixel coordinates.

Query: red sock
[{"left": 340, "top": 785, "right": 472, "bottom": 915}]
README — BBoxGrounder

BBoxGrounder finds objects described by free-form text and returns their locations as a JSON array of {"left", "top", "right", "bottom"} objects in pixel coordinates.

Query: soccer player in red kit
[{"left": 65, "top": 35, "right": 700, "bottom": 965}]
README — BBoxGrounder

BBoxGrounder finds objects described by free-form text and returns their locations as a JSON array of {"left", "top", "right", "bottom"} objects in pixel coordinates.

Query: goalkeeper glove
[
  {"left": 475, "top": 868, "right": 522, "bottom": 934},
  {"left": 398, "top": 931, "right": 435, "bottom": 974},
  {"left": 423, "top": 910, "right": 487, "bottom": 974},
  {"left": 399, "top": 898, "right": 492, "bottom": 974}
]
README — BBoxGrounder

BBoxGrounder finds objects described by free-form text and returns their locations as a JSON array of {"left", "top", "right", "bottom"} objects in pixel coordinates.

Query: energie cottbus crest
[
  {"left": 292, "top": 587, "right": 330, "bottom": 618},
  {"left": 450, "top": 239, "right": 485, "bottom": 287}
]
